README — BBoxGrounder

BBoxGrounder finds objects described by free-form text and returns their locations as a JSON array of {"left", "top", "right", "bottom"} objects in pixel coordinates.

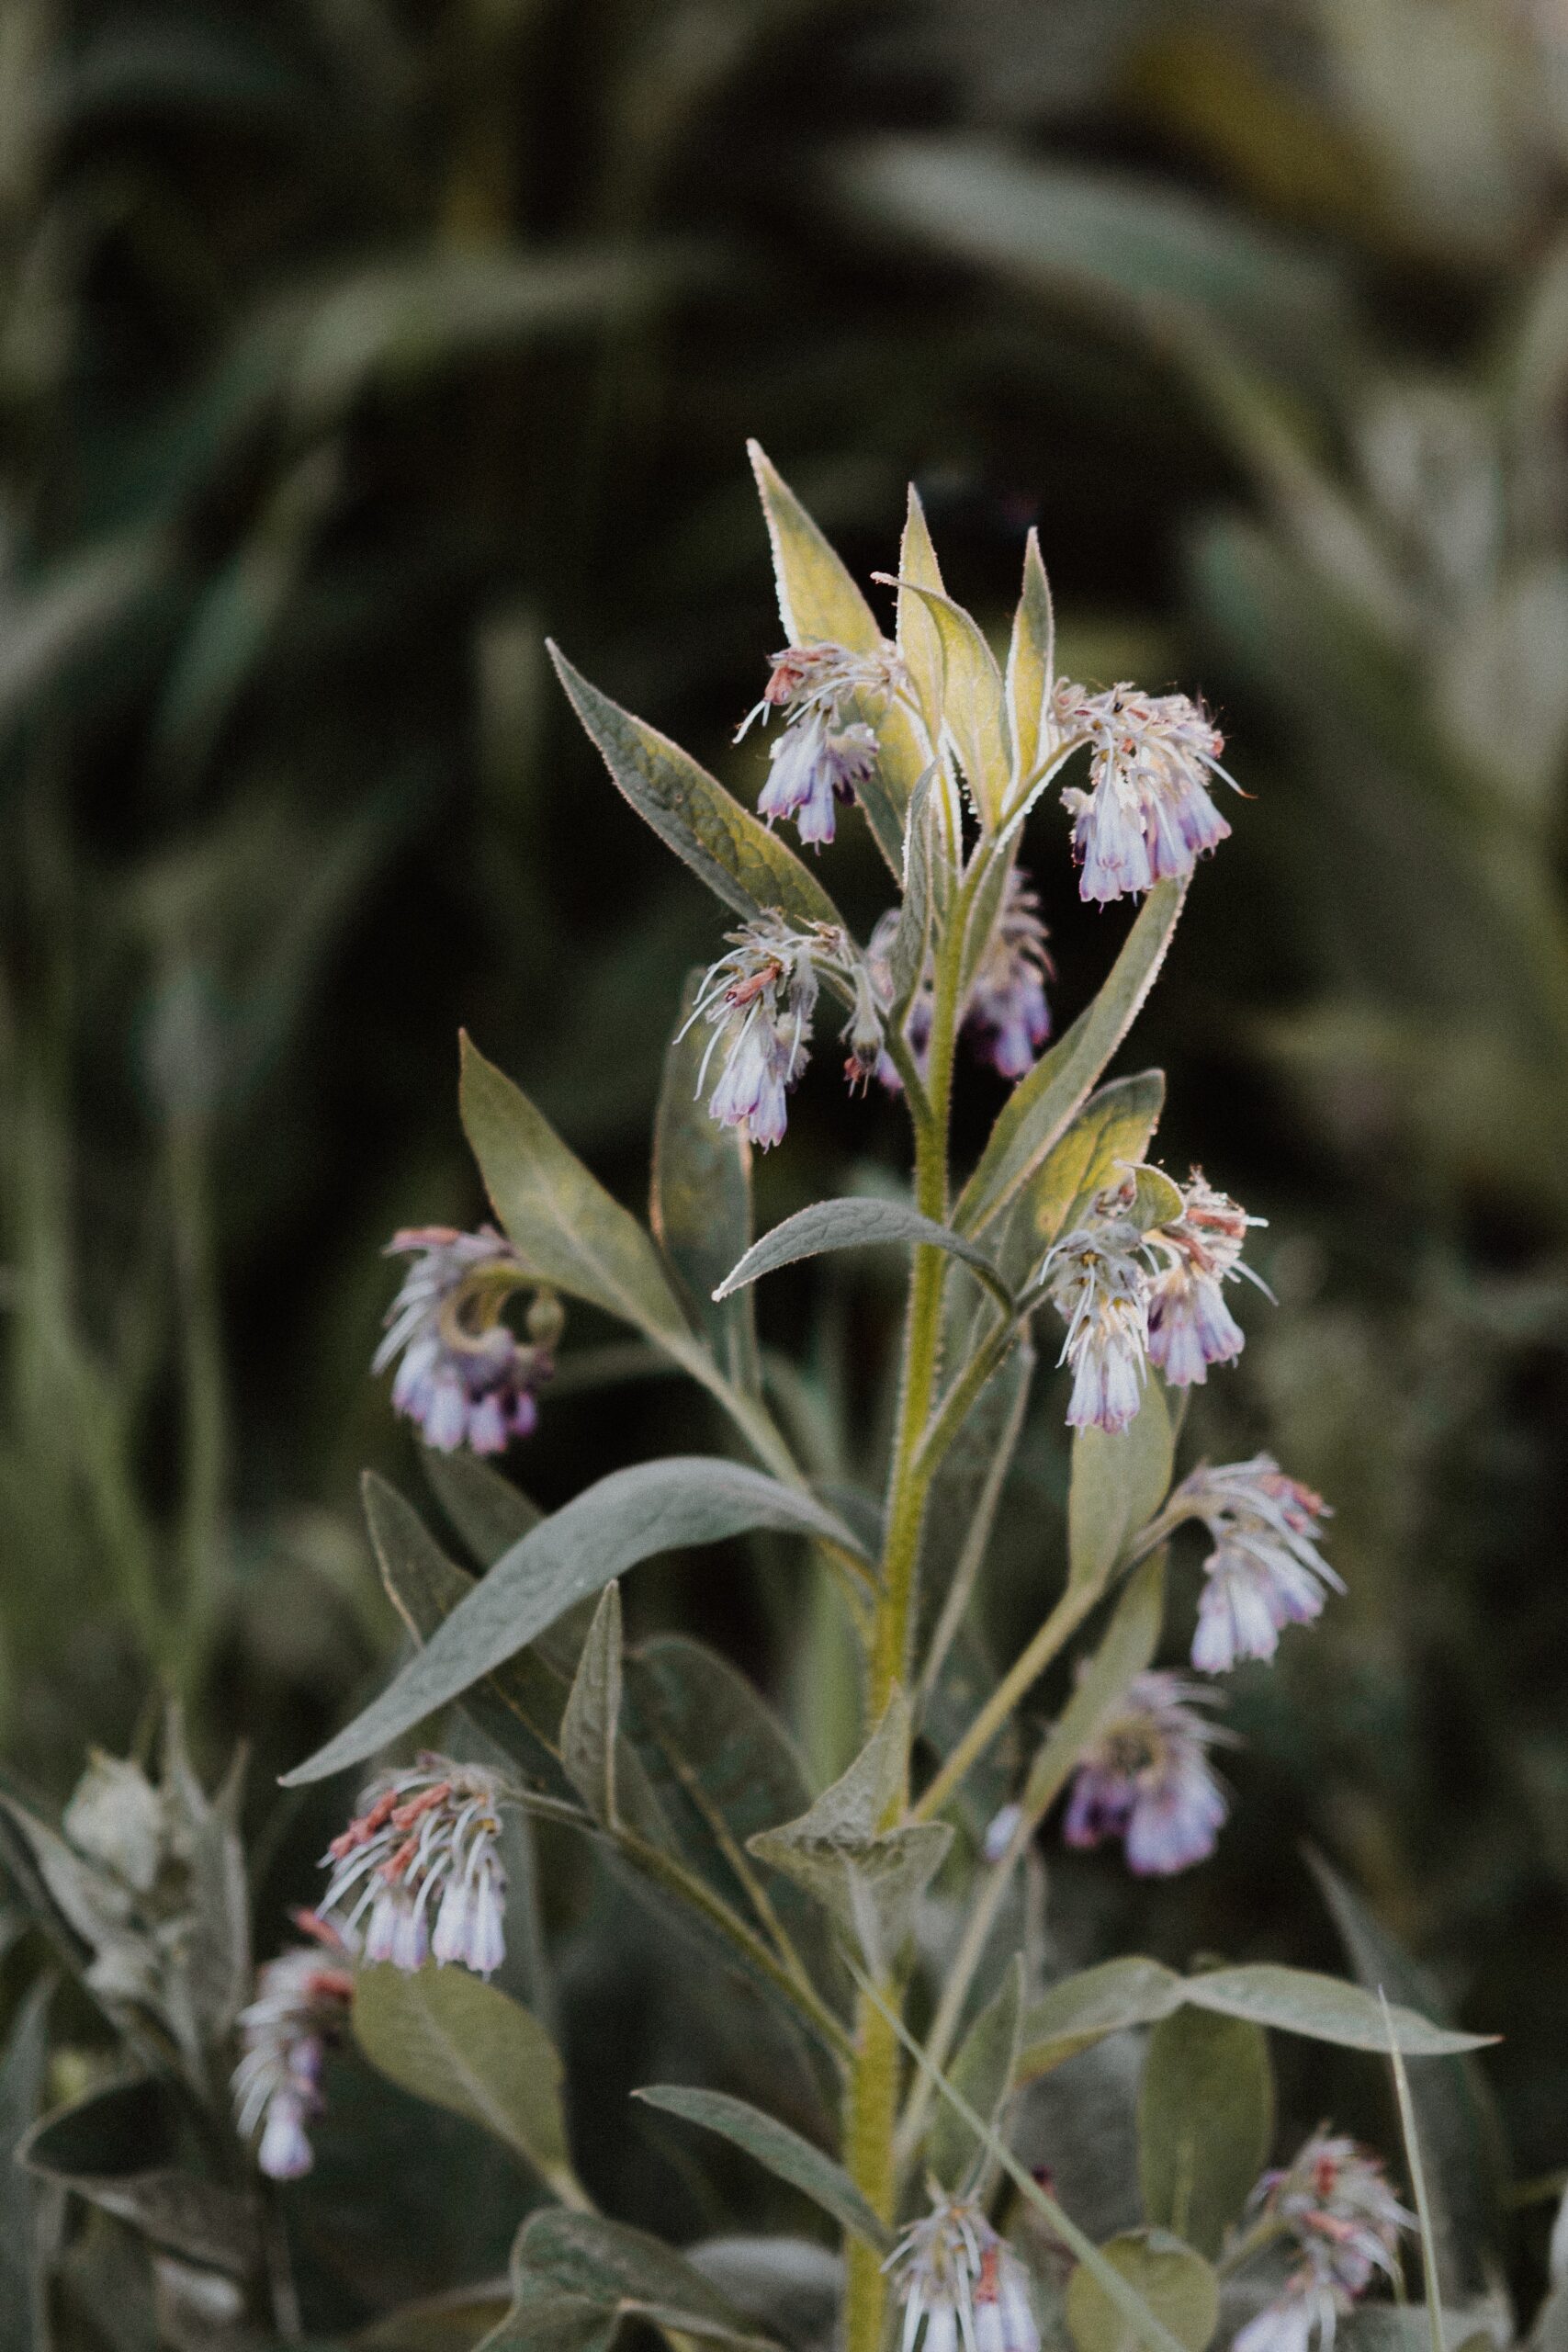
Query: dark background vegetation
[{"left": 3, "top": 0, "right": 1567, "bottom": 2329}]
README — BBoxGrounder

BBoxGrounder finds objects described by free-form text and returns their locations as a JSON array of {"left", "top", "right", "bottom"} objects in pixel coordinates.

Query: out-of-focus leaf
[
  {"left": 353, "top": 1963, "right": 573, "bottom": 2190},
  {"left": 1183, "top": 1965, "right": 1492, "bottom": 2058},
  {"left": 1021, "top": 1552, "right": 1167, "bottom": 1820},
  {"left": 0, "top": 1980, "right": 51, "bottom": 2352},
  {"left": 685, "top": 2237, "right": 841, "bottom": 2352},
  {"left": 20, "top": 2077, "right": 256, "bottom": 2275},
  {"left": 62, "top": 1756, "right": 162, "bottom": 1895},
  {"left": 560, "top": 1584, "right": 623, "bottom": 1825},
  {"left": 354, "top": 2280, "right": 513, "bottom": 2351},
  {"left": 886, "top": 578, "right": 1010, "bottom": 831},
  {"left": 461, "top": 1036, "right": 709, "bottom": 1379},
  {"left": 548, "top": 647, "right": 842, "bottom": 933},
  {"left": 1066, "top": 2230, "right": 1219, "bottom": 2352},
  {"left": 1067, "top": 1384, "right": 1173, "bottom": 1599},
  {"left": 716, "top": 1199, "right": 1010, "bottom": 1307},
  {"left": 511, "top": 2208, "right": 781, "bottom": 2349},
  {"left": 0, "top": 534, "right": 169, "bottom": 739},
  {"left": 422, "top": 1453, "right": 543, "bottom": 1570},
  {"left": 956, "top": 885, "right": 1185, "bottom": 1236},
  {"left": 929, "top": 1953, "right": 1022, "bottom": 2190},
  {"left": 653, "top": 973, "right": 758, "bottom": 1388},
  {"left": 1007, "top": 529, "right": 1055, "bottom": 789},
  {"left": 286, "top": 1460, "right": 866, "bottom": 1785},
  {"left": 633, "top": 2086, "right": 891, "bottom": 2252},
  {"left": 1019, "top": 1960, "right": 1186, "bottom": 2085},
  {"left": 1138, "top": 2007, "right": 1272, "bottom": 2258}
]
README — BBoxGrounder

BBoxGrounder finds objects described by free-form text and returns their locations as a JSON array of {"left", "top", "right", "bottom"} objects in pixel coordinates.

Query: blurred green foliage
[{"left": 2, "top": 0, "right": 1566, "bottom": 2324}]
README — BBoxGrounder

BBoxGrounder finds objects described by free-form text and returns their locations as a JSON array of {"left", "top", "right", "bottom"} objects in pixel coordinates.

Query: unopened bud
[{"left": 526, "top": 1289, "right": 565, "bottom": 1350}]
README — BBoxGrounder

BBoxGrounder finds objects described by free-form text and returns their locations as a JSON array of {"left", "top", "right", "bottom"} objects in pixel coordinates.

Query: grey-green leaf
[
  {"left": 354, "top": 1962, "right": 572, "bottom": 2186},
  {"left": 887, "top": 577, "right": 1010, "bottom": 831},
  {"left": 996, "top": 1070, "right": 1166, "bottom": 1294},
  {"left": 716, "top": 1200, "right": 1010, "bottom": 1309},
  {"left": 1067, "top": 1385, "right": 1174, "bottom": 1600},
  {"left": 888, "top": 770, "right": 939, "bottom": 1009},
  {"left": 1018, "top": 1959, "right": 1186, "bottom": 2085},
  {"left": 1138, "top": 2007, "right": 1273, "bottom": 2258},
  {"left": 1007, "top": 529, "right": 1055, "bottom": 789},
  {"left": 653, "top": 971, "right": 758, "bottom": 1387},
  {"left": 286, "top": 1460, "right": 866, "bottom": 1785},
  {"left": 20, "top": 2077, "right": 257, "bottom": 2275},
  {"left": 461, "top": 1034, "right": 709, "bottom": 1379},
  {"left": 549, "top": 641, "right": 842, "bottom": 932},
  {"left": 423, "top": 1450, "right": 543, "bottom": 1567},
  {"left": 633, "top": 2086, "right": 892, "bottom": 2254},
  {"left": 1066, "top": 2230, "right": 1219, "bottom": 2352},
  {"left": 560, "top": 1584, "right": 623, "bottom": 1825},
  {"left": 1182, "top": 1964, "right": 1494, "bottom": 2058},
  {"left": 0, "top": 1981, "right": 51, "bottom": 2352},
  {"left": 1021, "top": 1552, "right": 1167, "bottom": 1820},
  {"left": 929, "top": 1953, "right": 1023, "bottom": 2190},
  {"left": 515, "top": 2207, "right": 781, "bottom": 2350},
  {"left": 955, "top": 884, "right": 1186, "bottom": 1236}
]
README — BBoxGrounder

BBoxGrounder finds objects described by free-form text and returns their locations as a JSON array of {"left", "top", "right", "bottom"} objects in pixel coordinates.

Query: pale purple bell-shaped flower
[
  {"left": 964, "top": 870, "right": 1053, "bottom": 1081},
  {"left": 885, "top": 2194, "right": 1040, "bottom": 2352},
  {"left": 231, "top": 1920, "right": 355, "bottom": 2180},
  {"left": 1040, "top": 1216, "right": 1154, "bottom": 1434},
  {"left": 375, "top": 1227, "right": 555, "bottom": 1455},
  {"left": 1055, "top": 681, "right": 1237, "bottom": 904},
  {"left": 1233, "top": 2131, "right": 1412, "bottom": 2352},
  {"left": 688, "top": 914, "right": 829, "bottom": 1150},
  {"left": 318, "top": 1758, "right": 508, "bottom": 1978},
  {"left": 739, "top": 638, "right": 904, "bottom": 846},
  {"left": 1062, "top": 1670, "right": 1230, "bottom": 1875},
  {"left": 1145, "top": 1171, "right": 1265, "bottom": 1390},
  {"left": 1173, "top": 1455, "right": 1339, "bottom": 1673}
]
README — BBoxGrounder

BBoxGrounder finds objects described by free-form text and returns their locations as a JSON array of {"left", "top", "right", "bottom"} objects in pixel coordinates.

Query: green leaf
[
  {"left": 353, "top": 1962, "right": 572, "bottom": 2187},
  {"left": 1007, "top": 529, "right": 1055, "bottom": 790},
  {"left": 423, "top": 1450, "right": 543, "bottom": 1567},
  {"left": 956, "top": 885, "right": 1186, "bottom": 1236},
  {"left": 1138, "top": 2007, "right": 1273, "bottom": 2258},
  {"left": 888, "top": 771, "right": 939, "bottom": 1009},
  {"left": 1021, "top": 1552, "right": 1168, "bottom": 1823},
  {"left": 929, "top": 1954, "right": 1023, "bottom": 2190},
  {"left": 0, "top": 1982, "right": 51, "bottom": 2352},
  {"left": 20, "top": 2077, "right": 257, "bottom": 2275},
  {"left": 477, "top": 2275, "right": 617, "bottom": 2352},
  {"left": 514, "top": 2208, "right": 781, "bottom": 2349},
  {"left": 1182, "top": 1965, "right": 1494, "bottom": 2058},
  {"left": 886, "top": 577, "right": 1011, "bottom": 831},
  {"left": 684, "top": 2239, "right": 842, "bottom": 2352},
  {"left": 1018, "top": 1960, "right": 1186, "bottom": 2085},
  {"left": 548, "top": 644, "right": 843, "bottom": 932},
  {"left": 716, "top": 1199, "right": 1011, "bottom": 1310},
  {"left": 633, "top": 2086, "right": 892, "bottom": 2253},
  {"left": 995, "top": 1070, "right": 1166, "bottom": 1293},
  {"left": 560, "top": 1584, "right": 623, "bottom": 1825},
  {"left": 1066, "top": 2231, "right": 1219, "bottom": 2352},
  {"left": 285, "top": 1459, "right": 866, "bottom": 1786},
  {"left": 1067, "top": 1384, "right": 1174, "bottom": 1599},
  {"left": 653, "top": 972, "right": 758, "bottom": 1387},
  {"left": 897, "top": 489, "right": 948, "bottom": 745},
  {"left": 461, "top": 1035, "right": 710, "bottom": 1380}
]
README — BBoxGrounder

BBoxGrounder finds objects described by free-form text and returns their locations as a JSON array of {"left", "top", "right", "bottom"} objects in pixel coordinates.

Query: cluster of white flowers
[
  {"left": 231, "top": 1917, "right": 354, "bottom": 2181},
  {"left": 886, "top": 2194, "right": 1041, "bottom": 2352},
  {"left": 317, "top": 1757, "right": 508, "bottom": 1978},
  {"left": 1054, "top": 680, "right": 1235, "bottom": 903},
  {"left": 1175, "top": 1456, "right": 1339, "bottom": 1674},
  {"left": 1234, "top": 2132, "right": 1413, "bottom": 2352}
]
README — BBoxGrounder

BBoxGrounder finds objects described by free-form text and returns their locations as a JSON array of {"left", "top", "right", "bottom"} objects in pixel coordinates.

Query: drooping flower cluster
[
  {"left": 231, "top": 1917, "right": 355, "bottom": 2181},
  {"left": 962, "top": 871, "right": 1054, "bottom": 1080},
  {"left": 318, "top": 1758, "right": 507, "bottom": 1978},
  {"left": 376, "top": 1227, "right": 560, "bottom": 1455},
  {"left": 688, "top": 916, "right": 834, "bottom": 1148},
  {"left": 1175, "top": 1456, "right": 1339, "bottom": 1674},
  {"left": 1063, "top": 1670, "right": 1230, "bottom": 1875},
  {"left": 1040, "top": 1170, "right": 1261, "bottom": 1433},
  {"left": 1233, "top": 2132, "right": 1412, "bottom": 2352},
  {"left": 740, "top": 639, "right": 907, "bottom": 846},
  {"left": 1055, "top": 682, "right": 1235, "bottom": 904},
  {"left": 886, "top": 2193, "right": 1041, "bottom": 2352}
]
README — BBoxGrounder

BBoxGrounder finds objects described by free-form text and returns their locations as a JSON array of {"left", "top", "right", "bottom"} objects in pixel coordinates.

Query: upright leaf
[
  {"left": 653, "top": 972, "right": 758, "bottom": 1387},
  {"left": 994, "top": 1070, "right": 1166, "bottom": 1293},
  {"left": 897, "top": 489, "right": 947, "bottom": 742},
  {"left": 560, "top": 1584, "right": 623, "bottom": 1825},
  {"left": 633, "top": 2086, "right": 892, "bottom": 2252},
  {"left": 956, "top": 884, "right": 1186, "bottom": 1235},
  {"left": 1007, "top": 529, "right": 1055, "bottom": 789},
  {"left": 423, "top": 1450, "right": 543, "bottom": 1567},
  {"left": 1067, "top": 1385, "right": 1174, "bottom": 1600},
  {"left": 548, "top": 643, "right": 842, "bottom": 930},
  {"left": 354, "top": 1963, "right": 575, "bottom": 2194},
  {"left": 1137, "top": 2007, "right": 1273, "bottom": 2257},
  {"left": 888, "top": 770, "right": 939, "bottom": 1010},
  {"left": 286, "top": 1461, "right": 866, "bottom": 1785},
  {"left": 888, "top": 578, "right": 1011, "bottom": 831},
  {"left": 929, "top": 1953, "right": 1023, "bottom": 2189}
]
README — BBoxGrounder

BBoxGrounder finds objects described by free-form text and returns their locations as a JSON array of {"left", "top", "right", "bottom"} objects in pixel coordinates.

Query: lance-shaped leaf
[
  {"left": 716, "top": 1199, "right": 1011, "bottom": 1311},
  {"left": 513, "top": 2207, "right": 782, "bottom": 2350},
  {"left": 462, "top": 1035, "right": 712, "bottom": 1384},
  {"left": 1066, "top": 2231, "right": 1219, "bottom": 2352},
  {"left": 1018, "top": 1959, "right": 1187, "bottom": 2084},
  {"left": 1007, "top": 529, "right": 1055, "bottom": 790},
  {"left": 1067, "top": 1385, "right": 1174, "bottom": 1600},
  {"left": 956, "top": 883, "right": 1186, "bottom": 1236},
  {"left": 653, "top": 971, "right": 758, "bottom": 1386},
  {"left": 1138, "top": 2007, "right": 1273, "bottom": 2258},
  {"left": 560, "top": 1584, "right": 623, "bottom": 1825},
  {"left": 881, "top": 575, "right": 1010, "bottom": 831},
  {"left": 549, "top": 642, "right": 842, "bottom": 931},
  {"left": 634, "top": 2086, "right": 892, "bottom": 2253},
  {"left": 887, "top": 769, "right": 940, "bottom": 1010},
  {"left": 1021, "top": 1551, "right": 1168, "bottom": 1823},
  {"left": 354, "top": 1964, "right": 575, "bottom": 2192},
  {"left": 423, "top": 1449, "right": 542, "bottom": 1567},
  {"left": 20, "top": 2077, "right": 257, "bottom": 2276},
  {"left": 748, "top": 441, "right": 921, "bottom": 871},
  {"left": 747, "top": 1691, "right": 952, "bottom": 1967},
  {"left": 1180, "top": 1965, "right": 1493, "bottom": 2058},
  {"left": 897, "top": 490, "right": 947, "bottom": 745},
  {"left": 286, "top": 1460, "right": 866, "bottom": 1785},
  {"left": 928, "top": 1953, "right": 1023, "bottom": 2190},
  {"left": 685, "top": 2239, "right": 842, "bottom": 2352},
  {"left": 997, "top": 1070, "right": 1166, "bottom": 1294}
]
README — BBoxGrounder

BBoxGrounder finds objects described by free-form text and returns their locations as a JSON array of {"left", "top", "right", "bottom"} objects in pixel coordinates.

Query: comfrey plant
[{"left": 0, "top": 450, "right": 1516, "bottom": 2344}]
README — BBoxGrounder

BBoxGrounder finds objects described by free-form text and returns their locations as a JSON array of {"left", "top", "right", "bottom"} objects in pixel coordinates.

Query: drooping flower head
[
  {"left": 1233, "top": 2132, "right": 1412, "bottom": 2352},
  {"left": 1055, "top": 682, "right": 1236, "bottom": 904},
  {"left": 686, "top": 915, "right": 835, "bottom": 1149},
  {"left": 1145, "top": 1171, "right": 1265, "bottom": 1389},
  {"left": 1039, "top": 1212, "right": 1153, "bottom": 1434},
  {"left": 866, "top": 907, "right": 934, "bottom": 1094},
  {"left": 1063, "top": 1670, "right": 1230, "bottom": 1875},
  {"left": 231, "top": 1916, "right": 355, "bottom": 2180},
  {"left": 375, "top": 1227, "right": 558, "bottom": 1455},
  {"left": 1175, "top": 1455, "right": 1340, "bottom": 1674},
  {"left": 318, "top": 1757, "right": 507, "bottom": 1978},
  {"left": 885, "top": 2194, "right": 1041, "bottom": 2352},
  {"left": 740, "top": 639, "right": 906, "bottom": 847},
  {"left": 964, "top": 870, "right": 1054, "bottom": 1081}
]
